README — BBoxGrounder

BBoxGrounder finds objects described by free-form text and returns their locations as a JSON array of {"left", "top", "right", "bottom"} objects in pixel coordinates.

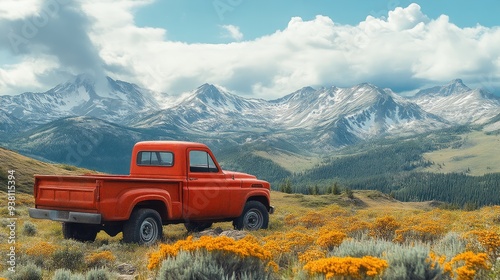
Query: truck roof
[{"left": 134, "top": 141, "right": 208, "bottom": 149}]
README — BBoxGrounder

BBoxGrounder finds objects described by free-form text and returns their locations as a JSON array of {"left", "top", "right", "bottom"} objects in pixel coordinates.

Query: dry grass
[
  {"left": 3, "top": 190, "right": 500, "bottom": 279},
  {"left": 254, "top": 150, "right": 322, "bottom": 173},
  {"left": 422, "top": 130, "right": 500, "bottom": 175},
  {"left": 0, "top": 147, "right": 98, "bottom": 193}
]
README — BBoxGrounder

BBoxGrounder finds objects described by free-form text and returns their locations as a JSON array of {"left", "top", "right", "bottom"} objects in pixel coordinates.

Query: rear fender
[{"left": 117, "top": 189, "right": 172, "bottom": 221}]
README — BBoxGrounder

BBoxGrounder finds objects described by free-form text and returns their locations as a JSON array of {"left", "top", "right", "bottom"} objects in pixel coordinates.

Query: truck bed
[{"left": 33, "top": 174, "right": 184, "bottom": 222}]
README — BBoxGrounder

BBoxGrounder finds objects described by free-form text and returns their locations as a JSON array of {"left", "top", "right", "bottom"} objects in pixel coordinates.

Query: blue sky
[
  {"left": 134, "top": 0, "right": 500, "bottom": 43},
  {"left": 0, "top": 0, "right": 500, "bottom": 99}
]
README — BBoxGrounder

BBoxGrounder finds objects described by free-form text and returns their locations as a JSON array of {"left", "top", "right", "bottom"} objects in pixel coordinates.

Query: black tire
[
  {"left": 184, "top": 221, "right": 213, "bottom": 232},
  {"left": 233, "top": 201, "right": 269, "bottom": 230},
  {"left": 62, "top": 222, "right": 98, "bottom": 242},
  {"left": 122, "top": 209, "right": 162, "bottom": 245}
]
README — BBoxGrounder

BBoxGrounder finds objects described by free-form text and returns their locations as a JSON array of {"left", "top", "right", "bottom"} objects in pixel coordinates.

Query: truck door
[{"left": 185, "top": 149, "right": 232, "bottom": 219}]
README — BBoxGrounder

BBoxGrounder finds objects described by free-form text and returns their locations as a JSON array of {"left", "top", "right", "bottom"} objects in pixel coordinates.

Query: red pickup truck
[{"left": 29, "top": 141, "right": 274, "bottom": 245}]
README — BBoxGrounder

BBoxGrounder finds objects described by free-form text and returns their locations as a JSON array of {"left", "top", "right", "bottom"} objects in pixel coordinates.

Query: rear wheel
[
  {"left": 233, "top": 201, "right": 269, "bottom": 230},
  {"left": 123, "top": 209, "right": 162, "bottom": 245},
  {"left": 62, "top": 222, "right": 98, "bottom": 242}
]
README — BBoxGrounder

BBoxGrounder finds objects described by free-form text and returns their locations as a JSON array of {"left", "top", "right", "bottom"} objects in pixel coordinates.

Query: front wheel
[
  {"left": 123, "top": 209, "right": 162, "bottom": 245},
  {"left": 233, "top": 201, "right": 269, "bottom": 230}
]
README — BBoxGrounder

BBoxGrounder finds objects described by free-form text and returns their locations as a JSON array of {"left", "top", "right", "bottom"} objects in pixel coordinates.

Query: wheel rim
[
  {"left": 140, "top": 217, "right": 158, "bottom": 244},
  {"left": 243, "top": 208, "right": 263, "bottom": 230}
]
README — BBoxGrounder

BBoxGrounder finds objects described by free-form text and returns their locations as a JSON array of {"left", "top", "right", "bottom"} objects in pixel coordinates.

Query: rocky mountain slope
[{"left": 412, "top": 79, "right": 500, "bottom": 124}]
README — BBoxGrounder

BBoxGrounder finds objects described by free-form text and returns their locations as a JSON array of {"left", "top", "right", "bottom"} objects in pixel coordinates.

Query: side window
[
  {"left": 137, "top": 151, "right": 174, "bottom": 166},
  {"left": 189, "top": 150, "right": 218, "bottom": 172}
]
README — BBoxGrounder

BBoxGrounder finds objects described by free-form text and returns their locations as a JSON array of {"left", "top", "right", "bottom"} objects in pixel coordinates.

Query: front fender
[{"left": 231, "top": 189, "right": 271, "bottom": 217}]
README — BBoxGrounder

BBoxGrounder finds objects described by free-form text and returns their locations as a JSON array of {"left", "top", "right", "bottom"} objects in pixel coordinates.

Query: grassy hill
[
  {"left": 0, "top": 147, "right": 98, "bottom": 193},
  {"left": 244, "top": 125, "right": 500, "bottom": 179},
  {"left": 250, "top": 126, "right": 500, "bottom": 208},
  {"left": 421, "top": 129, "right": 500, "bottom": 175},
  {"left": 253, "top": 150, "right": 323, "bottom": 173}
]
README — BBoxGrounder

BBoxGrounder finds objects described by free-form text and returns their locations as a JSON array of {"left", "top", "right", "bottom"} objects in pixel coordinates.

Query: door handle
[{"left": 189, "top": 177, "right": 198, "bottom": 181}]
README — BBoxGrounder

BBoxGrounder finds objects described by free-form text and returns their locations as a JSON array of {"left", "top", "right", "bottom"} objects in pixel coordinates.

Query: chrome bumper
[
  {"left": 269, "top": 205, "right": 275, "bottom": 214},
  {"left": 29, "top": 208, "right": 102, "bottom": 224}
]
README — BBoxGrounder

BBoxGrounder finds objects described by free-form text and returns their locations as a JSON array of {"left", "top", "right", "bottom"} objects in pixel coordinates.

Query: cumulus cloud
[{"left": 0, "top": 2, "right": 500, "bottom": 99}]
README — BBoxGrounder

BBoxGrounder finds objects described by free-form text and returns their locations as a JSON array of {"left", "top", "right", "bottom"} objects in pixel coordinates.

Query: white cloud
[
  {"left": 1, "top": 2, "right": 500, "bottom": 99},
  {"left": 0, "top": 0, "right": 42, "bottom": 20},
  {"left": 0, "top": 56, "right": 59, "bottom": 93},
  {"left": 386, "top": 3, "right": 430, "bottom": 31},
  {"left": 220, "top": 25, "right": 243, "bottom": 41}
]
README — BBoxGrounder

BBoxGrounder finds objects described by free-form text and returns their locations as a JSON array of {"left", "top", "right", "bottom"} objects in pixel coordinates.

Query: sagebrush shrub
[
  {"left": 332, "top": 238, "right": 393, "bottom": 258},
  {"left": 332, "top": 238, "right": 442, "bottom": 279},
  {"left": 52, "top": 269, "right": 72, "bottom": 280},
  {"left": 156, "top": 249, "right": 273, "bottom": 280},
  {"left": 432, "top": 232, "right": 467, "bottom": 261},
  {"left": 52, "top": 245, "right": 85, "bottom": 271},
  {"left": 85, "top": 268, "right": 112, "bottom": 280},
  {"left": 149, "top": 235, "right": 278, "bottom": 279},
  {"left": 52, "top": 269, "right": 85, "bottom": 280},
  {"left": 23, "top": 221, "right": 37, "bottom": 236},
  {"left": 383, "top": 242, "right": 441, "bottom": 280},
  {"left": 488, "top": 258, "right": 500, "bottom": 279},
  {"left": 9, "top": 262, "right": 42, "bottom": 280}
]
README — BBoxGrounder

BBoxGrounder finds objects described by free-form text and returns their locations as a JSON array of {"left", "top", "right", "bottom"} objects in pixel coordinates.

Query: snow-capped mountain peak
[
  {"left": 415, "top": 79, "right": 471, "bottom": 98},
  {"left": 272, "top": 86, "right": 318, "bottom": 104},
  {"left": 188, "top": 84, "right": 233, "bottom": 106},
  {"left": 183, "top": 83, "right": 262, "bottom": 113},
  {"left": 412, "top": 79, "right": 500, "bottom": 124},
  {"left": 0, "top": 74, "right": 161, "bottom": 125}
]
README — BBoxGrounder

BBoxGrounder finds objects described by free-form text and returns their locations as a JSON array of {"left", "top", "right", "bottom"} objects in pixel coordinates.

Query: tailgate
[{"left": 35, "top": 175, "right": 99, "bottom": 211}]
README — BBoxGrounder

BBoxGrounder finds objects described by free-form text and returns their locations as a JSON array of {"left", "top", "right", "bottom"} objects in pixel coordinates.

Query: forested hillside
[{"left": 223, "top": 125, "right": 500, "bottom": 208}]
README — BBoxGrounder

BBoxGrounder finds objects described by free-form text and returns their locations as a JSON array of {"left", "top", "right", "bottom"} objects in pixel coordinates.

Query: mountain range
[
  {"left": 1, "top": 75, "right": 499, "bottom": 174},
  {"left": 0, "top": 74, "right": 163, "bottom": 125}
]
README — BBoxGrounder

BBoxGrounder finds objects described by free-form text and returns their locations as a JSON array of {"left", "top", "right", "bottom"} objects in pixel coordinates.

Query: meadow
[{"left": 2, "top": 190, "right": 500, "bottom": 280}]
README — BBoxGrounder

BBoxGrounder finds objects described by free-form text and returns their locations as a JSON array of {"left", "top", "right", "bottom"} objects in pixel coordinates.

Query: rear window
[{"left": 137, "top": 151, "right": 174, "bottom": 166}]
